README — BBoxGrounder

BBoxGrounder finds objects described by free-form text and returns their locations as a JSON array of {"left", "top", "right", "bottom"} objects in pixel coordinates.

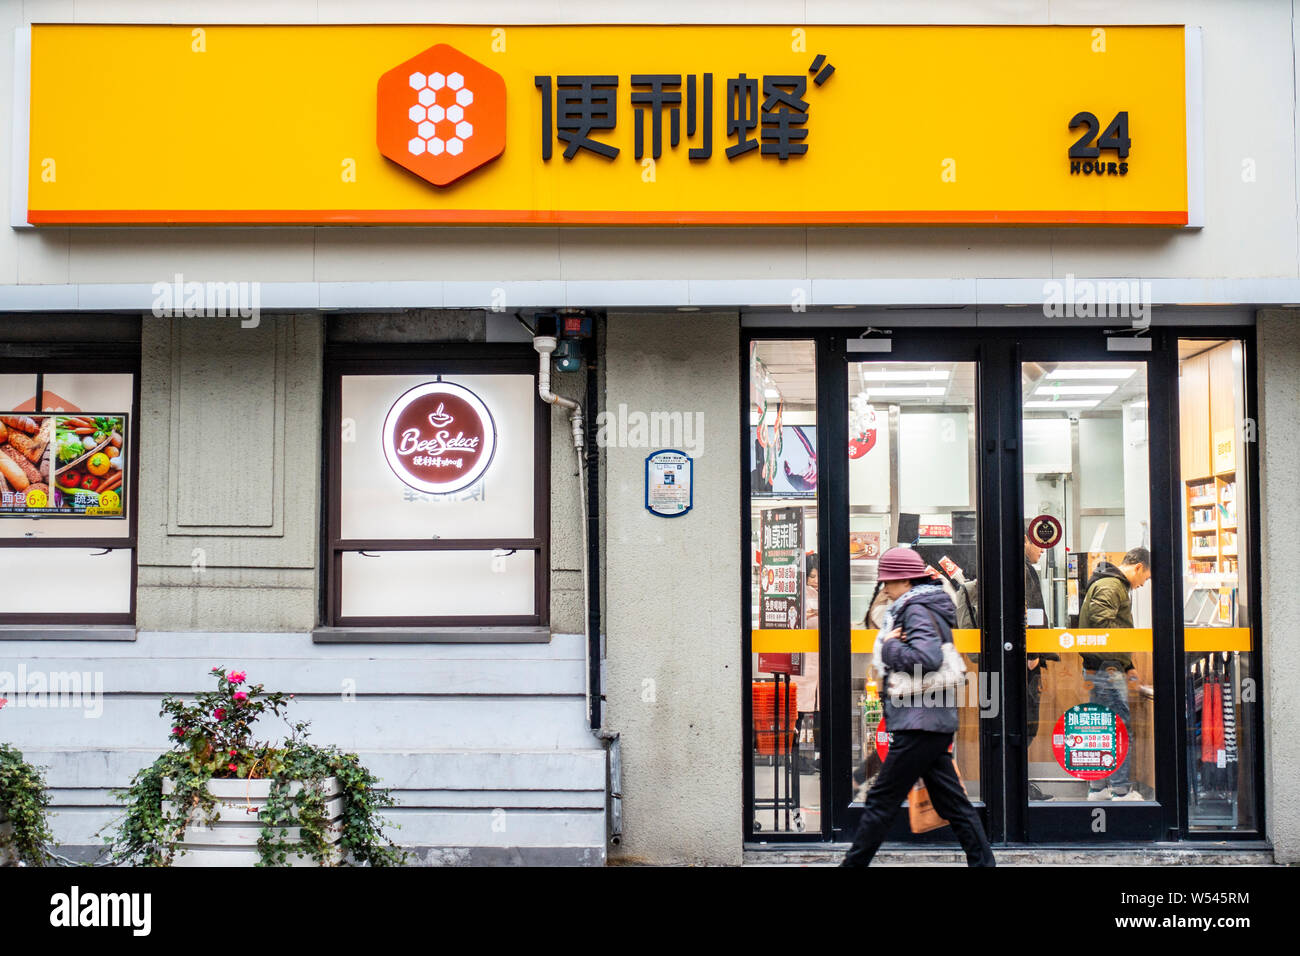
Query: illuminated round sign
[
  {"left": 1027, "top": 513, "right": 1063, "bottom": 550},
  {"left": 1052, "top": 703, "right": 1130, "bottom": 780},
  {"left": 382, "top": 381, "right": 497, "bottom": 494}
]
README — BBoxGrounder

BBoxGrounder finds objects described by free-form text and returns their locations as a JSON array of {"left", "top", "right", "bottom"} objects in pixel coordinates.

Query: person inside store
[
  {"left": 841, "top": 547, "right": 995, "bottom": 867},
  {"left": 851, "top": 577, "right": 895, "bottom": 796},
  {"left": 1024, "top": 526, "right": 1059, "bottom": 801},
  {"left": 793, "top": 554, "right": 820, "bottom": 773},
  {"left": 1078, "top": 547, "right": 1152, "bottom": 802}
]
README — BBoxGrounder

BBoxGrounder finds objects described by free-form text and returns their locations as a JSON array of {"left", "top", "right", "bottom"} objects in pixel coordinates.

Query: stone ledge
[
  {"left": 312, "top": 626, "right": 551, "bottom": 644},
  {"left": 0, "top": 626, "right": 135, "bottom": 641}
]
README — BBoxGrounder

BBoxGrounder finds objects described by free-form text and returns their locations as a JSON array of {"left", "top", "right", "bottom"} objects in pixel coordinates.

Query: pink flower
[
  {"left": 228, "top": 763, "right": 238, "bottom": 773},
  {"left": 233, "top": 691, "right": 248, "bottom": 702},
  {"left": 229, "top": 671, "right": 246, "bottom": 685},
  {"left": 0, "top": 698, "right": 7, "bottom": 709},
  {"left": 229, "top": 748, "right": 236, "bottom": 756},
  {"left": 213, "top": 707, "right": 226, "bottom": 720},
  {"left": 172, "top": 726, "right": 185, "bottom": 737}
]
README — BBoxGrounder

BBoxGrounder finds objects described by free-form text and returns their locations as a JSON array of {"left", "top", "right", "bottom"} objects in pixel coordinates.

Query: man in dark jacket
[
  {"left": 1024, "top": 530, "right": 1059, "bottom": 801},
  {"left": 1077, "top": 547, "right": 1151, "bottom": 800}
]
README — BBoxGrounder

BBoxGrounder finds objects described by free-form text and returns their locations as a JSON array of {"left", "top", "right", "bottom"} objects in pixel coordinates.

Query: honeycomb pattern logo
[{"left": 377, "top": 44, "right": 506, "bottom": 187}]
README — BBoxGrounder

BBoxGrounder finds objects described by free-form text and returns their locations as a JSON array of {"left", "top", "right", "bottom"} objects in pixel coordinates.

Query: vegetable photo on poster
[{"left": 0, "top": 413, "right": 126, "bottom": 517}]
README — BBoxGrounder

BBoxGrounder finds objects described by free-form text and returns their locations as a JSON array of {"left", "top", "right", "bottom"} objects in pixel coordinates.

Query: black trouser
[
  {"left": 842, "top": 729, "right": 995, "bottom": 867},
  {"left": 1026, "top": 673, "right": 1043, "bottom": 750}
]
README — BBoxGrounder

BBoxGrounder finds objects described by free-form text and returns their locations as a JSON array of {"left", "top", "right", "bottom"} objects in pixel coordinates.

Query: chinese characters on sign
[
  {"left": 534, "top": 54, "right": 835, "bottom": 162},
  {"left": 1052, "top": 703, "right": 1131, "bottom": 780},
  {"left": 760, "top": 507, "right": 805, "bottom": 630},
  {"left": 645, "top": 449, "right": 693, "bottom": 517},
  {"left": 0, "top": 413, "right": 127, "bottom": 518}
]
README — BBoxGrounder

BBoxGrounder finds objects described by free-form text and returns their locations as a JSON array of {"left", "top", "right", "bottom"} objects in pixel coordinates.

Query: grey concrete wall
[
  {"left": 1256, "top": 310, "right": 1300, "bottom": 863},
  {"left": 137, "top": 314, "right": 324, "bottom": 631},
  {"left": 604, "top": 311, "right": 742, "bottom": 865}
]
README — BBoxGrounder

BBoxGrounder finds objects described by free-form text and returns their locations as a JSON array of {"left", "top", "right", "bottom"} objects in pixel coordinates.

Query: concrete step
[{"left": 744, "top": 843, "right": 1277, "bottom": 866}]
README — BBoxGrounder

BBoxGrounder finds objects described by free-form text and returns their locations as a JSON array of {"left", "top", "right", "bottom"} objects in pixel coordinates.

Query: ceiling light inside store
[
  {"left": 1024, "top": 400, "right": 1100, "bottom": 409},
  {"left": 1034, "top": 385, "right": 1118, "bottom": 396},
  {"left": 1044, "top": 367, "right": 1135, "bottom": 380},
  {"left": 858, "top": 370, "right": 950, "bottom": 382},
  {"left": 866, "top": 386, "right": 946, "bottom": 397}
]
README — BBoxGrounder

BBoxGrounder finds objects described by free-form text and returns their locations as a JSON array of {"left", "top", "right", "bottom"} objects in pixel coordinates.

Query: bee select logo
[{"left": 382, "top": 382, "right": 496, "bottom": 494}]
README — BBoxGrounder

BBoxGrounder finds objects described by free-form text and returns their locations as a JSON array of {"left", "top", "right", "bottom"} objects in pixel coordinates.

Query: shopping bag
[{"left": 908, "top": 760, "right": 966, "bottom": 834}]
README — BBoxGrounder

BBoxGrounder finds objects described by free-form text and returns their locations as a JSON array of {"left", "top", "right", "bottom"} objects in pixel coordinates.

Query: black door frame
[{"left": 741, "top": 324, "right": 1266, "bottom": 846}]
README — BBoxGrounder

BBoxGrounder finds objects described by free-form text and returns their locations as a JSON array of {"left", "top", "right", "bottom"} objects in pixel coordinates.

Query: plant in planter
[
  {"left": 0, "top": 698, "right": 56, "bottom": 866},
  {"left": 108, "top": 668, "right": 406, "bottom": 867}
]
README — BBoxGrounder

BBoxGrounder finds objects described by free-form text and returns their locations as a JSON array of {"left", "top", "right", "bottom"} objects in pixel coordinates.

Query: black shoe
[{"left": 1028, "top": 783, "right": 1053, "bottom": 802}]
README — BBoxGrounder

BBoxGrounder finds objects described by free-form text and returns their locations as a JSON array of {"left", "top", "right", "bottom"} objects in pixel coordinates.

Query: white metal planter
[{"left": 161, "top": 776, "right": 344, "bottom": 867}]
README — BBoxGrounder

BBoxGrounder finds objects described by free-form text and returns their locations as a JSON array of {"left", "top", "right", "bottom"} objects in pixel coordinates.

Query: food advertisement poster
[
  {"left": 850, "top": 531, "right": 881, "bottom": 560},
  {"left": 1052, "top": 703, "right": 1130, "bottom": 780},
  {"left": 760, "top": 507, "right": 804, "bottom": 630},
  {"left": 0, "top": 413, "right": 127, "bottom": 517}
]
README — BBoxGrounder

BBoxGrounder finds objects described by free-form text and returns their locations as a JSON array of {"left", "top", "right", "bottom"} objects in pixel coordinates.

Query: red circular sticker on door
[
  {"left": 875, "top": 717, "right": 892, "bottom": 762},
  {"left": 382, "top": 381, "right": 497, "bottom": 494},
  {"left": 1027, "top": 513, "right": 1063, "bottom": 550},
  {"left": 874, "top": 716, "right": 952, "bottom": 762},
  {"left": 1052, "top": 703, "right": 1130, "bottom": 780}
]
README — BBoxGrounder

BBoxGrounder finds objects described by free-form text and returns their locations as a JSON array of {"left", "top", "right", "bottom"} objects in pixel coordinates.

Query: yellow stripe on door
[
  {"left": 754, "top": 627, "right": 1251, "bottom": 656},
  {"left": 751, "top": 629, "right": 819, "bottom": 653},
  {"left": 1184, "top": 627, "right": 1252, "bottom": 653},
  {"left": 751, "top": 629, "right": 980, "bottom": 654},
  {"left": 847, "top": 629, "right": 981, "bottom": 654},
  {"left": 1026, "top": 628, "right": 1152, "bottom": 653}
]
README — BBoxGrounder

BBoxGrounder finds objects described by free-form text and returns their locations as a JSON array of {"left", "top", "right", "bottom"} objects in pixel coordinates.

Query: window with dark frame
[
  {"left": 324, "top": 348, "right": 550, "bottom": 628},
  {"left": 0, "top": 361, "right": 140, "bottom": 625}
]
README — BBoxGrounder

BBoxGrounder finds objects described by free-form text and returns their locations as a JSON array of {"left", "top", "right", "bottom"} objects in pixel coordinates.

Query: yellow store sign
[{"left": 23, "top": 24, "right": 1194, "bottom": 225}]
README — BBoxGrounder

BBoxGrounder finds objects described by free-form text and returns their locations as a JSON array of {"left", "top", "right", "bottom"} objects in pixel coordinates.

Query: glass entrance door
[
  {"left": 842, "top": 358, "right": 985, "bottom": 831},
  {"left": 1015, "top": 354, "right": 1170, "bottom": 841},
  {"left": 745, "top": 328, "right": 1245, "bottom": 846}
]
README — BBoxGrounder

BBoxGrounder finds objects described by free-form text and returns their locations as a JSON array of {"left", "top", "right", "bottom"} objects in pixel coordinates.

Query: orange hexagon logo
[{"left": 377, "top": 44, "right": 506, "bottom": 187}]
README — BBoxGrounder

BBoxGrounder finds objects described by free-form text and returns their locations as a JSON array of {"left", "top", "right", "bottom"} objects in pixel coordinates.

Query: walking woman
[{"left": 841, "top": 546, "right": 995, "bottom": 867}]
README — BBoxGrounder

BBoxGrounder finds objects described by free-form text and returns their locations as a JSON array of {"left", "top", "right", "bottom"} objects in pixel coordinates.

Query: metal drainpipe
[{"left": 534, "top": 332, "right": 622, "bottom": 849}]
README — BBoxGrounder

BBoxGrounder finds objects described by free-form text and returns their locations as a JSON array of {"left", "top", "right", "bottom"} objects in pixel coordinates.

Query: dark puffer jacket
[
  {"left": 1079, "top": 561, "right": 1135, "bottom": 672},
  {"left": 880, "top": 585, "right": 960, "bottom": 733}
]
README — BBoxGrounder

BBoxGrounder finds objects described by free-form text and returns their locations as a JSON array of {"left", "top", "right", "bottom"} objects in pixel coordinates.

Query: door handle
[{"left": 1003, "top": 642, "right": 1013, "bottom": 651}]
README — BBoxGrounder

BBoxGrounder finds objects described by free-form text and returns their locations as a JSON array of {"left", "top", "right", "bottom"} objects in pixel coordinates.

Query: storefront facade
[{"left": 1, "top": 4, "right": 1298, "bottom": 866}]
